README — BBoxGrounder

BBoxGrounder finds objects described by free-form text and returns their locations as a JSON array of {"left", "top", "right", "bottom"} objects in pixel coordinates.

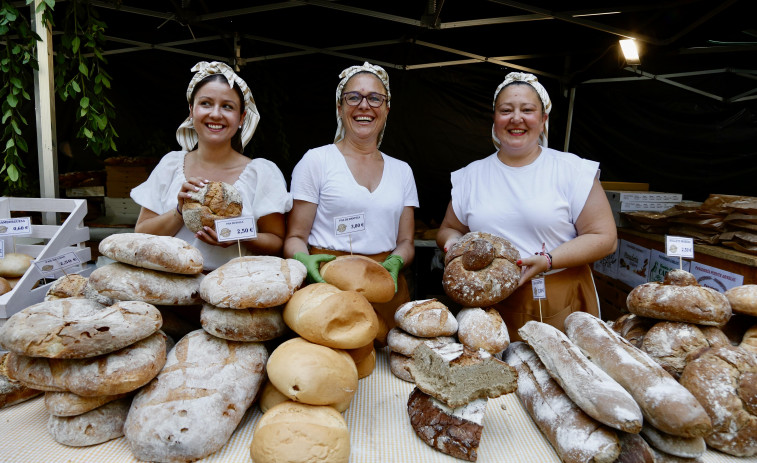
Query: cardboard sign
[
  {"left": 0, "top": 217, "right": 32, "bottom": 236},
  {"left": 334, "top": 213, "right": 365, "bottom": 236},
  {"left": 616, "top": 239, "right": 651, "bottom": 288},
  {"left": 215, "top": 217, "right": 257, "bottom": 242},
  {"left": 593, "top": 243, "right": 620, "bottom": 279},
  {"left": 648, "top": 249, "right": 691, "bottom": 282},
  {"left": 689, "top": 261, "right": 744, "bottom": 293}
]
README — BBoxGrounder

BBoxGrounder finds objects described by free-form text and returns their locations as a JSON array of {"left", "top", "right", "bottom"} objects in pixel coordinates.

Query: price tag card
[
  {"left": 215, "top": 217, "right": 257, "bottom": 242},
  {"left": 334, "top": 213, "right": 366, "bottom": 236},
  {"left": 0, "top": 217, "right": 32, "bottom": 236},
  {"left": 34, "top": 252, "right": 81, "bottom": 275},
  {"left": 665, "top": 235, "right": 694, "bottom": 258},
  {"left": 531, "top": 277, "right": 546, "bottom": 300}
]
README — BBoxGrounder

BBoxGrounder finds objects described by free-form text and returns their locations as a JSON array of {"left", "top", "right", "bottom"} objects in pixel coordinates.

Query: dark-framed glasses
[{"left": 342, "top": 91, "right": 387, "bottom": 108}]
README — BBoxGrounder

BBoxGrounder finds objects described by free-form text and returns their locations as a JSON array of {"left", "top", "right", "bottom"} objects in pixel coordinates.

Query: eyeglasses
[{"left": 342, "top": 91, "right": 387, "bottom": 108}]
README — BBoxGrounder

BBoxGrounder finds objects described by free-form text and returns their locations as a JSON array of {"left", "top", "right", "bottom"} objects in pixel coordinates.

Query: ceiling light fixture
[{"left": 619, "top": 38, "right": 641, "bottom": 66}]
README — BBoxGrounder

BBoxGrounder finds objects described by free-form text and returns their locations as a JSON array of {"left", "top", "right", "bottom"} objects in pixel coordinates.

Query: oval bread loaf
[
  {"left": 319, "top": 254, "right": 395, "bottom": 303},
  {"left": 394, "top": 299, "right": 457, "bottom": 337},
  {"left": 98, "top": 232, "right": 203, "bottom": 274},
  {"left": 47, "top": 397, "right": 132, "bottom": 446},
  {"left": 389, "top": 351, "right": 415, "bottom": 383},
  {"left": 182, "top": 181, "right": 242, "bottom": 233},
  {"left": 725, "top": 284, "right": 757, "bottom": 316},
  {"left": 89, "top": 262, "right": 203, "bottom": 305},
  {"left": 741, "top": 325, "right": 757, "bottom": 356},
  {"left": 43, "top": 274, "right": 113, "bottom": 306},
  {"left": 456, "top": 307, "right": 510, "bottom": 355},
  {"left": 200, "top": 303, "right": 286, "bottom": 342},
  {"left": 0, "top": 253, "right": 33, "bottom": 278},
  {"left": 386, "top": 327, "right": 456, "bottom": 357},
  {"left": 639, "top": 424, "right": 706, "bottom": 458},
  {"left": 45, "top": 390, "right": 131, "bottom": 417},
  {"left": 1, "top": 352, "right": 42, "bottom": 408},
  {"left": 0, "top": 277, "right": 10, "bottom": 296}
]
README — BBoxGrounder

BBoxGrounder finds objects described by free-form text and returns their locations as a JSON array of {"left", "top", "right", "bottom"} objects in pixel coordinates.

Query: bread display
[
  {"left": 611, "top": 313, "right": 655, "bottom": 348},
  {"left": 386, "top": 327, "right": 456, "bottom": 357},
  {"left": 98, "top": 232, "right": 203, "bottom": 274},
  {"left": 394, "top": 298, "right": 458, "bottom": 337},
  {"left": 456, "top": 307, "right": 510, "bottom": 355},
  {"left": 200, "top": 255, "right": 306, "bottom": 309},
  {"left": 626, "top": 269, "right": 732, "bottom": 326},
  {"left": 47, "top": 397, "right": 132, "bottom": 446},
  {"left": 319, "top": 254, "right": 395, "bottom": 303},
  {"left": 442, "top": 231, "right": 520, "bottom": 307},
  {"left": 640, "top": 321, "right": 722, "bottom": 379},
  {"left": 504, "top": 342, "right": 621, "bottom": 463},
  {"left": 43, "top": 274, "right": 113, "bottom": 306},
  {"left": 518, "top": 320, "right": 643, "bottom": 433},
  {"left": 200, "top": 303, "right": 287, "bottom": 342},
  {"left": 725, "top": 284, "right": 757, "bottom": 316},
  {"left": 0, "top": 252, "right": 33, "bottom": 278},
  {"left": 45, "top": 390, "right": 131, "bottom": 417},
  {"left": 182, "top": 180, "right": 242, "bottom": 233},
  {"left": 1, "top": 352, "right": 42, "bottom": 408},
  {"left": 250, "top": 401, "right": 350, "bottom": 463},
  {"left": 639, "top": 424, "right": 706, "bottom": 458},
  {"left": 0, "top": 299, "right": 162, "bottom": 359},
  {"left": 89, "top": 262, "right": 204, "bottom": 305},
  {"left": 124, "top": 329, "right": 267, "bottom": 463}
]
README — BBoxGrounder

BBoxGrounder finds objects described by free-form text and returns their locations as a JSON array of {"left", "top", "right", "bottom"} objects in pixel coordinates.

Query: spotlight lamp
[{"left": 619, "top": 38, "right": 641, "bottom": 66}]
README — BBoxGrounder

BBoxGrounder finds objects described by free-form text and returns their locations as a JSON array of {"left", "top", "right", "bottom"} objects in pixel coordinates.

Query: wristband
[{"left": 176, "top": 203, "right": 182, "bottom": 216}]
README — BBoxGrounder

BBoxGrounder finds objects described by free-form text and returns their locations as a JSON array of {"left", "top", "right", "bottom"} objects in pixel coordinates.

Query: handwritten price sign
[
  {"left": 0, "top": 217, "right": 32, "bottom": 236},
  {"left": 215, "top": 217, "right": 257, "bottom": 242},
  {"left": 34, "top": 252, "right": 81, "bottom": 276},
  {"left": 531, "top": 277, "right": 546, "bottom": 300},
  {"left": 334, "top": 213, "right": 366, "bottom": 236},
  {"left": 665, "top": 235, "right": 694, "bottom": 259}
]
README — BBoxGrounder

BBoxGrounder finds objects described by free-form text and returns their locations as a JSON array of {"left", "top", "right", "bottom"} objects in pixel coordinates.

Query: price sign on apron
[
  {"left": 334, "top": 213, "right": 365, "bottom": 236},
  {"left": 34, "top": 252, "right": 81, "bottom": 277},
  {"left": 215, "top": 217, "right": 257, "bottom": 242},
  {"left": 531, "top": 277, "right": 546, "bottom": 300},
  {"left": 0, "top": 217, "right": 32, "bottom": 236}
]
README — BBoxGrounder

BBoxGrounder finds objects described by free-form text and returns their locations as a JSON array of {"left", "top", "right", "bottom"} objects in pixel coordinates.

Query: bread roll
[
  {"left": 0, "top": 253, "right": 33, "bottom": 278},
  {"left": 258, "top": 379, "right": 291, "bottom": 414},
  {"left": 1, "top": 352, "right": 41, "bottom": 408},
  {"left": 0, "top": 299, "right": 162, "bottom": 358},
  {"left": 98, "top": 232, "right": 203, "bottom": 274},
  {"left": 518, "top": 320, "right": 643, "bottom": 433},
  {"left": 319, "top": 254, "right": 395, "bottom": 303},
  {"left": 200, "top": 303, "right": 286, "bottom": 342},
  {"left": 266, "top": 337, "right": 357, "bottom": 407},
  {"left": 43, "top": 274, "right": 113, "bottom": 306},
  {"left": 741, "top": 324, "right": 757, "bottom": 356},
  {"left": 345, "top": 342, "right": 375, "bottom": 364},
  {"left": 355, "top": 348, "right": 376, "bottom": 379},
  {"left": 283, "top": 283, "right": 378, "bottom": 349},
  {"left": 389, "top": 351, "right": 415, "bottom": 382},
  {"left": 394, "top": 299, "right": 457, "bottom": 337},
  {"left": 504, "top": 342, "right": 620, "bottom": 463},
  {"left": 182, "top": 181, "right": 242, "bottom": 233},
  {"left": 725, "top": 284, "right": 757, "bottom": 316},
  {"left": 45, "top": 390, "right": 131, "bottom": 417},
  {"left": 0, "top": 276, "right": 12, "bottom": 296},
  {"left": 456, "top": 307, "right": 510, "bottom": 355},
  {"left": 250, "top": 401, "right": 350, "bottom": 463},
  {"left": 640, "top": 322, "right": 717, "bottom": 379},
  {"left": 89, "top": 262, "right": 203, "bottom": 305},
  {"left": 47, "top": 397, "right": 131, "bottom": 446},
  {"left": 200, "top": 256, "right": 306, "bottom": 309},
  {"left": 639, "top": 424, "right": 705, "bottom": 458},
  {"left": 124, "top": 329, "right": 268, "bottom": 463},
  {"left": 386, "top": 327, "right": 455, "bottom": 357}
]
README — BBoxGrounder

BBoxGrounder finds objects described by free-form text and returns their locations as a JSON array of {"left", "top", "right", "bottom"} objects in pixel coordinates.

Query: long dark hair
[{"left": 189, "top": 74, "right": 246, "bottom": 154}]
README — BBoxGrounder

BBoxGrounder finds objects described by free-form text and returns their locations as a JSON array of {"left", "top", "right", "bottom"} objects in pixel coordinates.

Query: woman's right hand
[{"left": 177, "top": 176, "right": 209, "bottom": 212}]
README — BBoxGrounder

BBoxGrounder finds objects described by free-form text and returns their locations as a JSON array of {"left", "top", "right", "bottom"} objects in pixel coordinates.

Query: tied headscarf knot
[
  {"left": 491, "top": 72, "right": 551, "bottom": 149},
  {"left": 334, "top": 61, "right": 391, "bottom": 147}
]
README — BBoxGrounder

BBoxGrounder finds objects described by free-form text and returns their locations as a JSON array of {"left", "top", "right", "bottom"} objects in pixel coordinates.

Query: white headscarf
[
  {"left": 334, "top": 61, "right": 391, "bottom": 147},
  {"left": 492, "top": 72, "right": 551, "bottom": 149},
  {"left": 176, "top": 61, "right": 261, "bottom": 152}
]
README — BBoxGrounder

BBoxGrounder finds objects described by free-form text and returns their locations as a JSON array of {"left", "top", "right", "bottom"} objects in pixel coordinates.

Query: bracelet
[
  {"left": 176, "top": 203, "right": 182, "bottom": 216},
  {"left": 536, "top": 242, "right": 552, "bottom": 271}
]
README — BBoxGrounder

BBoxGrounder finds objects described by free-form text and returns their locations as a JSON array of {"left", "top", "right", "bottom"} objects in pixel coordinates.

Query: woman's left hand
[
  {"left": 196, "top": 225, "right": 235, "bottom": 248},
  {"left": 516, "top": 254, "right": 551, "bottom": 287}
]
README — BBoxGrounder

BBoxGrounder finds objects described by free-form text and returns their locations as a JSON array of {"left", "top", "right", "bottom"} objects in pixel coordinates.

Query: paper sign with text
[
  {"left": 648, "top": 249, "right": 691, "bottom": 282},
  {"left": 593, "top": 243, "right": 619, "bottom": 279},
  {"left": 616, "top": 239, "right": 651, "bottom": 288},
  {"left": 215, "top": 217, "right": 257, "bottom": 242},
  {"left": 689, "top": 261, "right": 743, "bottom": 293},
  {"left": 334, "top": 213, "right": 365, "bottom": 236},
  {"left": 34, "top": 252, "right": 81, "bottom": 276},
  {"left": 531, "top": 277, "right": 546, "bottom": 300},
  {"left": 666, "top": 235, "right": 694, "bottom": 258},
  {"left": 0, "top": 217, "right": 32, "bottom": 236}
]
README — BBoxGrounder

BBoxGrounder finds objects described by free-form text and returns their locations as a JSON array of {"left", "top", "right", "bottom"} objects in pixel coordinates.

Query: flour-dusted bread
[
  {"left": 6, "top": 331, "right": 167, "bottom": 396},
  {"left": 99, "top": 232, "right": 203, "bottom": 274},
  {"left": 45, "top": 390, "right": 132, "bottom": 417},
  {"left": 44, "top": 274, "right": 113, "bottom": 306},
  {"left": 410, "top": 342, "right": 517, "bottom": 408},
  {"left": 0, "top": 299, "right": 162, "bottom": 358},
  {"left": 725, "top": 284, "right": 757, "bottom": 316},
  {"left": 48, "top": 397, "right": 131, "bottom": 446},
  {"left": 641, "top": 321, "right": 723, "bottom": 380},
  {"left": 182, "top": 181, "right": 242, "bottom": 233},
  {"left": 456, "top": 307, "right": 510, "bottom": 355},
  {"left": 250, "top": 401, "right": 350, "bottom": 463},
  {"left": 395, "top": 299, "right": 457, "bottom": 337},
  {"left": 386, "top": 327, "right": 456, "bottom": 357},
  {"left": 1, "top": 352, "right": 42, "bottom": 408},
  {"left": 389, "top": 351, "right": 415, "bottom": 382},
  {"left": 283, "top": 283, "right": 378, "bottom": 349},
  {"left": 200, "top": 303, "right": 287, "bottom": 342},
  {"left": 639, "top": 424, "right": 706, "bottom": 458},
  {"left": 504, "top": 342, "right": 620, "bottom": 463},
  {"left": 124, "top": 329, "right": 267, "bottom": 463},
  {"left": 319, "top": 254, "right": 395, "bottom": 303},
  {"left": 0, "top": 252, "right": 33, "bottom": 278},
  {"left": 626, "top": 269, "right": 732, "bottom": 326},
  {"left": 200, "top": 256, "right": 305, "bottom": 309},
  {"left": 407, "top": 387, "right": 486, "bottom": 462},
  {"left": 89, "top": 262, "right": 203, "bottom": 305},
  {"left": 741, "top": 325, "right": 757, "bottom": 356},
  {"left": 611, "top": 313, "right": 656, "bottom": 348}
]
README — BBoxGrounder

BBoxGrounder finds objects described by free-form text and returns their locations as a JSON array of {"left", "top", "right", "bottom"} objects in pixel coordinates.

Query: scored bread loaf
[
  {"left": 386, "top": 327, "right": 456, "bottom": 357},
  {"left": 47, "top": 397, "right": 132, "bottom": 446},
  {"left": 89, "top": 262, "right": 203, "bottom": 305},
  {"left": 200, "top": 303, "right": 287, "bottom": 342},
  {"left": 98, "top": 232, "right": 203, "bottom": 274},
  {"left": 45, "top": 390, "right": 131, "bottom": 417},
  {"left": 394, "top": 299, "right": 457, "bottom": 337},
  {"left": 319, "top": 254, "right": 395, "bottom": 303},
  {"left": 1, "top": 352, "right": 41, "bottom": 408},
  {"left": 725, "top": 284, "right": 757, "bottom": 316},
  {"left": 182, "top": 181, "right": 242, "bottom": 233},
  {"left": 639, "top": 424, "right": 706, "bottom": 458},
  {"left": 456, "top": 307, "right": 510, "bottom": 355},
  {"left": 640, "top": 321, "right": 722, "bottom": 380}
]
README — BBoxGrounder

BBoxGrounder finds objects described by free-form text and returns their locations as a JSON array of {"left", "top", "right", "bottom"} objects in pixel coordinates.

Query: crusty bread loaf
[
  {"left": 0, "top": 299, "right": 162, "bottom": 359},
  {"left": 741, "top": 325, "right": 757, "bottom": 356},
  {"left": 386, "top": 327, "right": 456, "bottom": 357},
  {"left": 355, "top": 348, "right": 376, "bottom": 379},
  {"left": 639, "top": 424, "right": 705, "bottom": 458},
  {"left": 182, "top": 181, "right": 242, "bottom": 233},
  {"left": 45, "top": 390, "right": 131, "bottom": 417},
  {"left": 725, "top": 284, "right": 757, "bottom": 316},
  {"left": 407, "top": 387, "right": 485, "bottom": 462},
  {"left": 48, "top": 397, "right": 131, "bottom": 446},
  {"left": 283, "top": 283, "right": 378, "bottom": 349},
  {"left": 565, "top": 312, "right": 711, "bottom": 438},
  {"left": 626, "top": 269, "right": 731, "bottom": 326},
  {"left": 389, "top": 351, "right": 415, "bottom": 382},
  {"left": 0, "top": 276, "right": 10, "bottom": 295},
  {"left": 319, "top": 254, "right": 395, "bottom": 303},
  {"left": 679, "top": 345, "right": 757, "bottom": 457},
  {"left": 43, "top": 274, "right": 113, "bottom": 306},
  {"left": 258, "top": 379, "right": 291, "bottom": 414},
  {"left": 442, "top": 232, "right": 520, "bottom": 307},
  {"left": 611, "top": 313, "right": 655, "bottom": 348},
  {"left": 124, "top": 329, "right": 267, "bottom": 463},
  {"left": 1, "top": 352, "right": 42, "bottom": 408},
  {"left": 0, "top": 253, "right": 33, "bottom": 278},
  {"left": 7, "top": 331, "right": 167, "bottom": 396},
  {"left": 616, "top": 432, "right": 655, "bottom": 463},
  {"left": 641, "top": 322, "right": 719, "bottom": 379},
  {"left": 89, "top": 262, "right": 203, "bottom": 305},
  {"left": 200, "top": 303, "right": 286, "bottom": 342},
  {"left": 518, "top": 320, "right": 642, "bottom": 433},
  {"left": 200, "top": 256, "right": 306, "bottom": 309},
  {"left": 98, "top": 232, "right": 203, "bottom": 274},
  {"left": 410, "top": 342, "right": 517, "bottom": 408},
  {"left": 504, "top": 342, "right": 620, "bottom": 463},
  {"left": 394, "top": 299, "right": 457, "bottom": 337},
  {"left": 250, "top": 401, "right": 350, "bottom": 463},
  {"left": 456, "top": 307, "right": 509, "bottom": 355}
]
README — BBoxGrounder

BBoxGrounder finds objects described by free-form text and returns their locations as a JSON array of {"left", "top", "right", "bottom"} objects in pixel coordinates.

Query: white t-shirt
[
  {"left": 451, "top": 147, "right": 598, "bottom": 259},
  {"left": 131, "top": 150, "right": 293, "bottom": 271},
  {"left": 291, "top": 144, "right": 419, "bottom": 255}
]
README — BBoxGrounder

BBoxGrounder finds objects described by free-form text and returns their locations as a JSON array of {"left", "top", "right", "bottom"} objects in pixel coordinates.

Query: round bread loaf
[
  {"left": 200, "top": 303, "right": 286, "bottom": 342},
  {"left": 679, "top": 345, "right": 757, "bottom": 457},
  {"left": 319, "top": 254, "right": 395, "bottom": 303},
  {"left": 626, "top": 269, "right": 732, "bottom": 326},
  {"left": 456, "top": 307, "right": 510, "bottom": 355},
  {"left": 47, "top": 397, "right": 131, "bottom": 447},
  {"left": 45, "top": 390, "right": 131, "bottom": 417},
  {"left": 89, "top": 262, "right": 203, "bottom": 305},
  {"left": 355, "top": 348, "right": 376, "bottom": 379},
  {"left": 442, "top": 232, "right": 519, "bottom": 307},
  {"left": 250, "top": 401, "right": 350, "bottom": 463},
  {"left": 640, "top": 322, "right": 712, "bottom": 380},
  {"left": 394, "top": 299, "right": 458, "bottom": 337},
  {"left": 389, "top": 351, "right": 415, "bottom": 382},
  {"left": 0, "top": 277, "right": 10, "bottom": 296},
  {"left": 98, "top": 232, "right": 203, "bottom": 274},
  {"left": 725, "top": 284, "right": 757, "bottom": 316},
  {"left": 200, "top": 256, "right": 306, "bottom": 309},
  {"left": 283, "top": 283, "right": 378, "bottom": 349},
  {"left": 0, "top": 299, "right": 162, "bottom": 358},
  {"left": 741, "top": 325, "right": 757, "bottom": 356},
  {"left": 267, "top": 337, "right": 358, "bottom": 406},
  {"left": 182, "top": 181, "right": 242, "bottom": 233},
  {"left": 0, "top": 253, "right": 33, "bottom": 278},
  {"left": 386, "top": 327, "right": 456, "bottom": 357}
]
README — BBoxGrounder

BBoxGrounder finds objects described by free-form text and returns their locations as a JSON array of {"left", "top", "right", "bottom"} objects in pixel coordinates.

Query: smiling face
[
  {"left": 338, "top": 72, "right": 389, "bottom": 146},
  {"left": 493, "top": 83, "right": 547, "bottom": 159},
  {"left": 189, "top": 78, "right": 245, "bottom": 149}
]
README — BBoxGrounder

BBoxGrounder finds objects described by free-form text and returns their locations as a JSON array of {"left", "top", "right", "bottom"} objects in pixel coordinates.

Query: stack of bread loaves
[{"left": 0, "top": 252, "right": 34, "bottom": 295}]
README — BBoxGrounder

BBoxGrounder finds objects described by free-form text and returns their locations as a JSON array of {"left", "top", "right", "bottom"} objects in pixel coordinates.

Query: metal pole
[{"left": 564, "top": 86, "right": 576, "bottom": 152}]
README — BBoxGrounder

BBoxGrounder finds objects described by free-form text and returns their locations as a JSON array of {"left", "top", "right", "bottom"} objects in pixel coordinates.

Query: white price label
[
  {"left": 215, "top": 216, "right": 257, "bottom": 242},
  {"left": 0, "top": 217, "right": 32, "bottom": 236},
  {"left": 34, "top": 252, "right": 81, "bottom": 275},
  {"left": 531, "top": 277, "right": 546, "bottom": 300},
  {"left": 666, "top": 235, "right": 694, "bottom": 258},
  {"left": 334, "top": 213, "right": 366, "bottom": 236}
]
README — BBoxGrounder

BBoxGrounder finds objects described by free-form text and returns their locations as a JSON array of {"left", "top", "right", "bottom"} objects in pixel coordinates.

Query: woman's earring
[{"left": 238, "top": 125, "right": 242, "bottom": 129}]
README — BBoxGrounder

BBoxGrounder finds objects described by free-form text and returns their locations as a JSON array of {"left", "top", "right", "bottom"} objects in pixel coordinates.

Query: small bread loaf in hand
[{"left": 182, "top": 181, "right": 242, "bottom": 233}]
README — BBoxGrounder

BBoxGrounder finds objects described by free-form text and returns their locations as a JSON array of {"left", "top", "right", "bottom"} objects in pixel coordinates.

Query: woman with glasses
[{"left": 284, "top": 62, "right": 419, "bottom": 342}]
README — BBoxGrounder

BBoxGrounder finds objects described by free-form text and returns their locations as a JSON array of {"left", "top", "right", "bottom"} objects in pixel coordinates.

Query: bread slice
[{"left": 410, "top": 342, "right": 517, "bottom": 408}]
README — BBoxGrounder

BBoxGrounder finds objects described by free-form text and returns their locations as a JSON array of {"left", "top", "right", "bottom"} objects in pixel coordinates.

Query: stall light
[{"left": 619, "top": 39, "right": 641, "bottom": 66}]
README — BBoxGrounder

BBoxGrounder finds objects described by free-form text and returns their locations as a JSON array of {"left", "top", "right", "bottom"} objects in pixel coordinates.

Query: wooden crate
[{"left": 105, "top": 166, "right": 151, "bottom": 198}]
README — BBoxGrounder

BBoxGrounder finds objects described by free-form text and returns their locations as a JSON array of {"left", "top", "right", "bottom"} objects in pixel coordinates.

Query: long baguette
[
  {"left": 518, "top": 321, "right": 642, "bottom": 433},
  {"left": 565, "top": 312, "right": 712, "bottom": 438}
]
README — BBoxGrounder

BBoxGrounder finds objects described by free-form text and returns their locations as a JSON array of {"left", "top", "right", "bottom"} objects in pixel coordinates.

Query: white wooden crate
[{"left": 0, "top": 197, "right": 93, "bottom": 320}]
